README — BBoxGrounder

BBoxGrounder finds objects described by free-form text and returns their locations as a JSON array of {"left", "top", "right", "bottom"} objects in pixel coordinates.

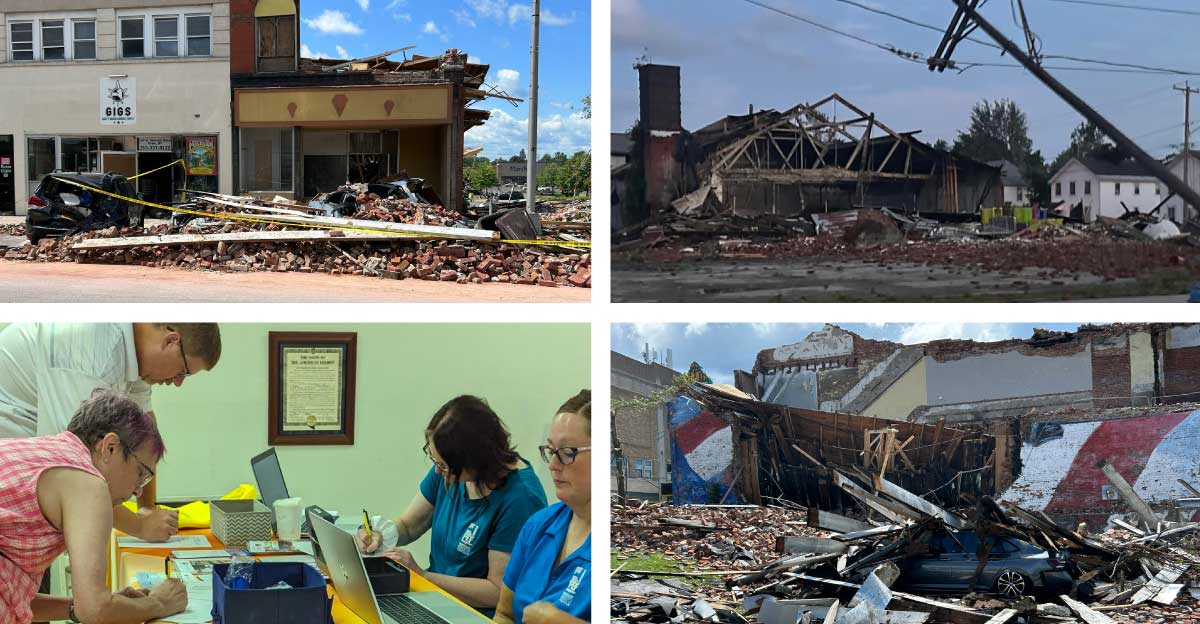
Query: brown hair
[
  {"left": 557, "top": 389, "right": 591, "bottom": 434},
  {"left": 158, "top": 323, "right": 222, "bottom": 368},
  {"left": 68, "top": 391, "right": 166, "bottom": 460},
  {"left": 427, "top": 396, "right": 520, "bottom": 491}
]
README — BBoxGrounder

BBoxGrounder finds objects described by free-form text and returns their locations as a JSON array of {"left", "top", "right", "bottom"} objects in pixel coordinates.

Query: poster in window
[
  {"left": 268, "top": 332, "right": 357, "bottom": 445},
  {"left": 185, "top": 136, "right": 217, "bottom": 176}
]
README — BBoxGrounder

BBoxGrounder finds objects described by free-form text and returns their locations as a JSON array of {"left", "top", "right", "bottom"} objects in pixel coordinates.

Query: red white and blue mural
[{"left": 668, "top": 395, "right": 738, "bottom": 504}]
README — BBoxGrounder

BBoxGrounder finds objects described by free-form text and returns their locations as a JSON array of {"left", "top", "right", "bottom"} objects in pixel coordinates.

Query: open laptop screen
[{"left": 250, "top": 448, "right": 290, "bottom": 510}]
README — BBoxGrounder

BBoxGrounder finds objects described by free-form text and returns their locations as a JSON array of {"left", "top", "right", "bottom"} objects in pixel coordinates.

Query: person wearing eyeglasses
[
  {"left": 355, "top": 396, "right": 547, "bottom": 617},
  {"left": 494, "top": 390, "right": 592, "bottom": 624},
  {"left": 0, "top": 391, "right": 188, "bottom": 624},
  {"left": 0, "top": 323, "right": 221, "bottom": 544}
]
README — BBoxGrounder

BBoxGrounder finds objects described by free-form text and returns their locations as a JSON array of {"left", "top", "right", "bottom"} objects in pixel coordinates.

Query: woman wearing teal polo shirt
[
  {"left": 356, "top": 395, "right": 547, "bottom": 617},
  {"left": 494, "top": 390, "right": 592, "bottom": 624}
]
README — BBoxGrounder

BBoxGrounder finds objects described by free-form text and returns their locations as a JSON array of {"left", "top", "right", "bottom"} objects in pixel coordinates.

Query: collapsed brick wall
[
  {"left": 1091, "top": 335, "right": 1132, "bottom": 409},
  {"left": 1165, "top": 345, "right": 1200, "bottom": 403}
]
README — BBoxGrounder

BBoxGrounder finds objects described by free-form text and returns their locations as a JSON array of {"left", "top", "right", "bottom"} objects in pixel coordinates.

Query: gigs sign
[{"left": 100, "top": 77, "right": 136, "bottom": 125}]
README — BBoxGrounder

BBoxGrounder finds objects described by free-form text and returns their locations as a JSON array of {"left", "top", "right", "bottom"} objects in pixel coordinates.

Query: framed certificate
[{"left": 268, "top": 332, "right": 357, "bottom": 445}]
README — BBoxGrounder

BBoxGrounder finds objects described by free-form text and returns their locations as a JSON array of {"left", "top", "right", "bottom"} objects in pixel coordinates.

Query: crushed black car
[
  {"left": 25, "top": 172, "right": 143, "bottom": 243},
  {"left": 307, "top": 178, "right": 439, "bottom": 217}
]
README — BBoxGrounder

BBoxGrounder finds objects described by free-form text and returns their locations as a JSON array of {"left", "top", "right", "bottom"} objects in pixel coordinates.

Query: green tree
[
  {"left": 560, "top": 151, "right": 591, "bottom": 196},
  {"left": 1050, "top": 121, "right": 1124, "bottom": 173},
  {"left": 537, "top": 163, "right": 562, "bottom": 191},
  {"left": 508, "top": 149, "right": 527, "bottom": 163},
  {"left": 932, "top": 139, "right": 951, "bottom": 152},
  {"left": 953, "top": 99, "right": 1035, "bottom": 171},
  {"left": 464, "top": 159, "right": 498, "bottom": 191},
  {"left": 582, "top": 96, "right": 591, "bottom": 119}
]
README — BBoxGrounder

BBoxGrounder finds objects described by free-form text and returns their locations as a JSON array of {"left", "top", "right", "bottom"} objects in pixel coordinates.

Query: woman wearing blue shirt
[
  {"left": 494, "top": 390, "right": 592, "bottom": 624},
  {"left": 356, "top": 396, "right": 547, "bottom": 617}
]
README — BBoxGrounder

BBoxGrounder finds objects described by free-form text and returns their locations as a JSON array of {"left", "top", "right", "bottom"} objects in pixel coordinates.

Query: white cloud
[
  {"left": 895, "top": 323, "right": 1019, "bottom": 345},
  {"left": 335, "top": 45, "right": 350, "bottom": 59},
  {"left": 393, "top": 13, "right": 412, "bottom": 22},
  {"left": 468, "top": 55, "right": 483, "bottom": 64},
  {"left": 386, "top": 0, "right": 406, "bottom": 7},
  {"left": 465, "top": 0, "right": 507, "bottom": 20},
  {"left": 508, "top": 5, "right": 575, "bottom": 26},
  {"left": 495, "top": 68, "right": 523, "bottom": 98},
  {"left": 303, "top": 10, "right": 364, "bottom": 35},
  {"left": 300, "top": 43, "right": 333, "bottom": 59},
  {"left": 465, "top": 108, "right": 590, "bottom": 163},
  {"left": 423, "top": 20, "right": 441, "bottom": 35},
  {"left": 356, "top": 0, "right": 369, "bottom": 9},
  {"left": 453, "top": 8, "right": 477, "bottom": 28},
  {"left": 685, "top": 323, "right": 710, "bottom": 337}
]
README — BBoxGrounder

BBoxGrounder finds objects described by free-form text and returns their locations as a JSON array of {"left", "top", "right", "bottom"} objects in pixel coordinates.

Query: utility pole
[
  {"left": 931, "top": 0, "right": 1200, "bottom": 214},
  {"left": 1175, "top": 82, "right": 1200, "bottom": 220},
  {"left": 525, "top": 0, "right": 540, "bottom": 219}
]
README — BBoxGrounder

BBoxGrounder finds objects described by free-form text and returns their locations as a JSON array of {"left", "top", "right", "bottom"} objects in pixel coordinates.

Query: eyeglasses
[
  {"left": 120, "top": 439, "right": 156, "bottom": 489},
  {"left": 168, "top": 327, "right": 193, "bottom": 379},
  {"left": 422, "top": 442, "right": 449, "bottom": 472},
  {"left": 539, "top": 445, "right": 591, "bottom": 466}
]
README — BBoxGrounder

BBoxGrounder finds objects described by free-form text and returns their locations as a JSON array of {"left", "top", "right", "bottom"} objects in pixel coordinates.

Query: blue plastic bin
[{"left": 212, "top": 562, "right": 331, "bottom": 624}]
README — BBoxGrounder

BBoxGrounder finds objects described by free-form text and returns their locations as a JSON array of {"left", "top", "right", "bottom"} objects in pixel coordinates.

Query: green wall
[{"left": 1, "top": 323, "right": 591, "bottom": 565}]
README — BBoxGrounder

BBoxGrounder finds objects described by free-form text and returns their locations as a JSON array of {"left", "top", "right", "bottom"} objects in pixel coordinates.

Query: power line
[
  {"left": 828, "top": 0, "right": 1200, "bottom": 75},
  {"left": 1044, "top": 0, "right": 1200, "bottom": 16}
]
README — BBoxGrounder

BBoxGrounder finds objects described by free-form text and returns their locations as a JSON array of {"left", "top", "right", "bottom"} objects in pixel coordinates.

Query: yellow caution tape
[
  {"left": 126, "top": 158, "right": 185, "bottom": 181},
  {"left": 50, "top": 176, "right": 591, "bottom": 249}
]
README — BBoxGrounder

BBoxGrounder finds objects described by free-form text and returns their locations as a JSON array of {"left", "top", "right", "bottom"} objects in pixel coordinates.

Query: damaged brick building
[
  {"left": 660, "top": 324, "right": 1200, "bottom": 528},
  {"left": 229, "top": 0, "right": 495, "bottom": 211},
  {"left": 617, "top": 63, "right": 1003, "bottom": 230}
]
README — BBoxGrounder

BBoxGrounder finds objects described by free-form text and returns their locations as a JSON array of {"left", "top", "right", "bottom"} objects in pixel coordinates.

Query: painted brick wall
[
  {"left": 1165, "top": 345, "right": 1200, "bottom": 403},
  {"left": 612, "top": 387, "right": 662, "bottom": 492},
  {"left": 1091, "top": 337, "right": 1131, "bottom": 409}
]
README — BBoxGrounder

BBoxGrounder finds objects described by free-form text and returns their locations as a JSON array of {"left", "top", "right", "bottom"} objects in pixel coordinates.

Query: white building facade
[
  {"left": 0, "top": 1, "right": 232, "bottom": 215},
  {"left": 1050, "top": 157, "right": 1162, "bottom": 222},
  {"left": 1160, "top": 151, "right": 1200, "bottom": 224}
]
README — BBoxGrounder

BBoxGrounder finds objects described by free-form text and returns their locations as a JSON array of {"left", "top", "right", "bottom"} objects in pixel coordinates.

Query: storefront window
[
  {"left": 26, "top": 138, "right": 56, "bottom": 188},
  {"left": 240, "top": 128, "right": 293, "bottom": 192},
  {"left": 60, "top": 138, "right": 98, "bottom": 173}
]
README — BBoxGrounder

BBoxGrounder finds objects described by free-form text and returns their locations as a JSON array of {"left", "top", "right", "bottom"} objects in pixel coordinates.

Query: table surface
[{"left": 111, "top": 528, "right": 490, "bottom": 623}]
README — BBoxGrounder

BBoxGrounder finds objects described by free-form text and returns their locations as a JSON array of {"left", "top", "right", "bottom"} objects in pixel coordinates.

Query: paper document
[
  {"left": 160, "top": 577, "right": 214, "bottom": 624},
  {"left": 118, "top": 535, "right": 211, "bottom": 549},
  {"left": 247, "top": 540, "right": 314, "bottom": 555},
  {"left": 171, "top": 548, "right": 245, "bottom": 560}
]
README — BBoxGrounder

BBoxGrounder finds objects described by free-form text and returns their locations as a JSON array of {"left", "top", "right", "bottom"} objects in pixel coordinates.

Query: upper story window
[
  {"left": 10, "top": 22, "right": 34, "bottom": 61},
  {"left": 1069, "top": 181, "right": 1076, "bottom": 195},
  {"left": 187, "top": 15, "right": 211, "bottom": 56},
  {"left": 9, "top": 16, "right": 99, "bottom": 62},
  {"left": 1115, "top": 182, "right": 1122, "bottom": 195},
  {"left": 41, "top": 20, "right": 65, "bottom": 60},
  {"left": 1055, "top": 182, "right": 1062, "bottom": 196},
  {"left": 1084, "top": 181, "right": 1091, "bottom": 195},
  {"left": 73, "top": 20, "right": 96, "bottom": 60},
  {"left": 256, "top": 15, "right": 296, "bottom": 72},
  {"left": 120, "top": 11, "right": 212, "bottom": 60},
  {"left": 121, "top": 17, "right": 145, "bottom": 58}
]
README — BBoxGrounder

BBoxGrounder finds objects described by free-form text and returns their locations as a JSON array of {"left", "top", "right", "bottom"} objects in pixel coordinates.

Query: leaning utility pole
[
  {"left": 931, "top": 0, "right": 1200, "bottom": 213},
  {"left": 525, "top": 0, "right": 540, "bottom": 219},
  {"left": 1175, "top": 82, "right": 1200, "bottom": 220}
]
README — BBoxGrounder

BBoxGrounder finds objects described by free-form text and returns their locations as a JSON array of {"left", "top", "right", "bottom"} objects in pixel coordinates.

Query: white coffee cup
[{"left": 274, "top": 497, "right": 303, "bottom": 541}]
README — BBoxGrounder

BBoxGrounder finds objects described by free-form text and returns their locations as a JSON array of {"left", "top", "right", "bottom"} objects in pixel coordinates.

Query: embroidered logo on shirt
[
  {"left": 457, "top": 523, "right": 480, "bottom": 555},
  {"left": 559, "top": 566, "right": 587, "bottom": 607}
]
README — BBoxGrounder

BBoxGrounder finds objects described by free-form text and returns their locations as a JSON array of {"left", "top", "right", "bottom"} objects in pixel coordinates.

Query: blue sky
[
  {"left": 299, "top": 0, "right": 590, "bottom": 160},
  {"left": 612, "top": 323, "right": 1084, "bottom": 385},
  {"left": 612, "top": 0, "right": 1200, "bottom": 160}
]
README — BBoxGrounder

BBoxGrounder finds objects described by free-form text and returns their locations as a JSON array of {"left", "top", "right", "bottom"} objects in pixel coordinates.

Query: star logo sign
[{"left": 108, "top": 81, "right": 128, "bottom": 105}]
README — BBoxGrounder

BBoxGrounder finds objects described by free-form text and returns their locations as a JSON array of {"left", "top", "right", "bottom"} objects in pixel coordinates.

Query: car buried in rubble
[
  {"left": 25, "top": 172, "right": 145, "bottom": 244},
  {"left": 307, "top": 177, "right": 441, "bottom": 217},
  {"left": 895, "top": 529, "right": 1075, "bottom": 599}
]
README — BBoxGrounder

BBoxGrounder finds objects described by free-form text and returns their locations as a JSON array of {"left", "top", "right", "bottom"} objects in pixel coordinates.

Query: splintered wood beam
[
  {"left": 807, "top": 508, "right": 872, "bottom": 534},
  {"left": 1061, "top": 595, "right": 1118, "bottom": 624},
  {"left": 872, "top": 474, "right": 969, "bottom": 529},
  {"left": 1099, "top": 460, "right": 1159, "bottom": 530}
]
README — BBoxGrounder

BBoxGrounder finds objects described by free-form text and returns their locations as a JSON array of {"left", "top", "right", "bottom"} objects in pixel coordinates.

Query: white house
[
  {"left": 1049, "top": 157, "right": 1162, "bottom": 222},
  {"left": 987, "top": 159, "right": 1030, "bottom": 206},
  {"left": 1160, "top": 150, "right": 1200, "bottom": 224},
  {"left": 0, "top": 1, "right": 233, "bottom": 215}
]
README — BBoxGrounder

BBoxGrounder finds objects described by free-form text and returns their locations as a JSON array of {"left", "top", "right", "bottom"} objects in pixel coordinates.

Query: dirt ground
[
  {"left": 0, "top": 260, "right": 591, "bottom": 303},
  {"left": 613, "top": 258, "right": 1195, "bottom": 302}
]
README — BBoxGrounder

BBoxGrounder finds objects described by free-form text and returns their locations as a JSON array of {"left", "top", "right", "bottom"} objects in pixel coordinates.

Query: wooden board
[{"left": 72, "top": 230, "right": 402, "bottom": 251}]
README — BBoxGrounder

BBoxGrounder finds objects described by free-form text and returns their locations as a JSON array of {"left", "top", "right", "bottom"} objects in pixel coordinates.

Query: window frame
[
  {"left": 1115, "top": 182, "right": 1121, "bottom": 196},
  {"left": 1069, "top": 181, "right": 1076, "bottom": 195},
  {"left": 1084, "top": 180, "right": 1091, "bottom": 195},
  {"left": 72, "top": 19, "right": 96, "bottom": 61},
  {"left": 119, "top": 15, "right": 147, "bottom": 59},
  {"left": 1055, "top": 182, "right": 1061, "bottom": 196},
  {"left": 9, "top": 20, "right": 35, "bottom": 62},
  {"left": 40, "top": 19, "right": 66, "bottom": 61},
  {"left": 255, "top": 14, "right": 298, "bottom": 72},
  {"left": 115, "top": 7, "right": 213, "bottom": 59},
  {"left": 153, "top": 14, "right": 179, "bottom": 58}
]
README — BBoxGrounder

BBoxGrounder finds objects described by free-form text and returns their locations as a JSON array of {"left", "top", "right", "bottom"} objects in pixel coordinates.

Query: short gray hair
[{"left": 67, "top": 390, "right": 166, "bottom": 460}]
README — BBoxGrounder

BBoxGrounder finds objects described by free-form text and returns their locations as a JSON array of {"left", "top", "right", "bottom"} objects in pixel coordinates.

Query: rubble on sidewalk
[{"left": 1, "top": 186, "right": 591, "bottom": 288}]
